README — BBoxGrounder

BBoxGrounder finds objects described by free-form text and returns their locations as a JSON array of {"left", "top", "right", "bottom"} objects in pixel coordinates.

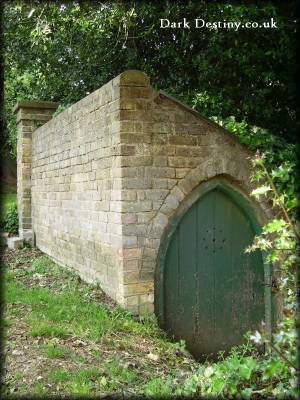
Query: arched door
[{"left": 156, "top": 182, "right": 266, "bottom": 360}]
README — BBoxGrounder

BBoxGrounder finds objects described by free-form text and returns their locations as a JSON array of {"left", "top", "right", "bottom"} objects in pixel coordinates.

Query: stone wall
[
  {"left": 112, "top": 76, "right": 273, "bottom": 313},
  {"left": 14, "top": 101, "right": 59, "bottom": 240},
  {"left": 30, "top": 75, "right": 131, "bottom": 302},
  {"left": 15, "top": 70, "right": 274, "bottom": 313}
]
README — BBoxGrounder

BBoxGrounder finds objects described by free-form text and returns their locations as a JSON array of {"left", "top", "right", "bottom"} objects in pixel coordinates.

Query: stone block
[
  {"left": 145, "top": 167, "right": 175, "bottom": 179},
  {"left": 123, "top": 271, "right": 140, "bottom": 284},
  {"left": 123, "top": 281, "right": 154, "bottom": 295},
  {"left": 121, "top": 258, "right": 140, "bottom": 271},
  {"left": 175, "top": 168, "right": 190, "bottom": 178},
  {"left": 168, "top": 135, "right": 197, "bottom": 146},
  {"left": 120, "top": 86, "right": 154, "bottom": 100},
  {"left": 139, "top": 270, "right": 154, "bottom": 281},
  {"left": 153, "top": 156, "right": 168, "bottom": 167},
  {"left": 160, "top": 194, "right": 179, "bottom": 215},
  {"left": 7, "top": 237, "right": 24, "bottom": 250},
  {"left": 119, "top": 70, "right": 150, "bottom": 86},
  {"left": 124, "top": 295, "right": 140, "bottom": 308},
  {"left": 139, "top": 303, "right": 154, "bottom": 314},
  {"left": 120, "top": 156, "right": 152, "bottom": 167},
  {"left": 153, "top": 213, "right": 168, "bottom": 230},
  {"left": 122, "top": 200, "right": 152, "bottom": 212},
  {"left": 170, "top": 185, "right": 185, "bottom": 202},
  {"left": 168, "top": 156, "right": 203, "bottom": 168},
  {"left": 121, "top": 213, "right": 137, "bottom": 224},
  {"left": 20, "top": 230, "right": 33, "bottom": 242},
  {"left": 118, "top": 248, "right": 142, "bottom": 259},
  {"left": 123, "top": 224, "right": 147, "bottom": 236},
  {"left": 122, "top": 235, "right": 138, "bottom": 248},
  {"left": 119, "top": 133, "right": 152, "bottom": 144},
  {"left": 122, "top": 178, "right": 152, "bottom": 190}
]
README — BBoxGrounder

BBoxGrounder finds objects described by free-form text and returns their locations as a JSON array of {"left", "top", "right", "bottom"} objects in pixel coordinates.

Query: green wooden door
[{"left": 161, "top": 186, "right": 265, "bottom": 360}]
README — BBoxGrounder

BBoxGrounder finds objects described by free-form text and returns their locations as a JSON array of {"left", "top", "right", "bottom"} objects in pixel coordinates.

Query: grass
[
  {"left": 2, "top": 249, "right": 196, "bottom": 396},
  {"left": 0, "top": 193, "right": 17, "bottom": 214},
  {"left": 6, "top": 281, "right": 110, "bottom": 340},
  {"left": 44, "top": 343, "right": 68, "bottom": 359},
  {"left": 46, "top": 360, "right": 141, "bottom": 394}
]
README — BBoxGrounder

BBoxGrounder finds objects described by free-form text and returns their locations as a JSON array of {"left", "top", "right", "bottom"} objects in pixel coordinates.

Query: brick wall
[
  {"left": 114, "top": 75, "right": 273, "bottom": 313},
  {"left": 30, "top": 74, "right": 127, "bottom": 301},
  {"left": 15, "top": 70, "right": 273, "bottom": 313}
]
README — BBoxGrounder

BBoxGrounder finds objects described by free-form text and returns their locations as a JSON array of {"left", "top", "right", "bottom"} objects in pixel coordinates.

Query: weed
[
  {"left": 66, "top": 381, "right": 93, "bottom": 394},
  {"left": 15, "top": 371, "right": 25, "bottom": 380},
  {"left": 32, "top": 380, "right": 48, "bottom": 395},
  {"left": 44, "top": 342, "right": 67, "bottom": 359},
  {"left": 29, "top": 322, "right": 69, "bottom": 339},
  {"left": 23, "top": 239, "right": 31, "bottom": 248},
  {"left": 30, "top": 256, "right": 53, "bottom": 274},
  {"left": 144, "top": 377, "right": 174, "bottom": 398},
  {"left": 4, "top": 270, "right": 15, "bottom": 282},
  {"left": 48, "top": 368, "right": 70, "bottom": 383},
  {"left": 1, "top": 318, "right": 12, "bottom": 327},
  {"left": 105, "top": 356, "right": 138, "bottom": 384},
  {"left": 64, "top": 367, "right": 103, "bottom": 395},
  {"left": 0, "top": 193, "right": 17, "bottom": 214},
  {"left": 70, "top": 352, "right": 87, "bottom": 363},
  {"left": 0, "top": 203, "right": 18, "bottom": 234}
]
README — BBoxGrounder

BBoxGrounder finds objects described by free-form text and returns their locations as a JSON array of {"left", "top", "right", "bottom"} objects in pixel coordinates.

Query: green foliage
[
  {"left": 53, "top": 103, "right": 72, "bottom": 117},
  {"left": 30, "top": 255, "right": 53, "bottom": 273},
  {"left": 0, "top": 193, "right": 17, "bottom": 213},
  {"left": 0, "top": 203, "right": 18, "bottom": 234},
  {"left": 144, "top": 376, "right": 173, "bottom": 398},
  {"left": 3, "top": 252, "right": 195, "bottom": 396},
  {"left": 213, "top": 116, "right": 299, "bottom": 221},
  {"left": 3, "top": 1, "right": 298, "bottom": 157},
  {"left": 177, "top": 339, "right": 298, "bottom": 398},
  {"left": 246, "top": 154, "right": 299, "bottom": 397},
  {"left": 248, "top": 153, "right": 299, "bottom": 299}
]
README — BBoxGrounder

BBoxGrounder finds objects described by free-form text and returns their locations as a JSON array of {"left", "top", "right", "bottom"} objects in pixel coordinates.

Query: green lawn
[
  {"left": 2, "top": 250, "right": 197, "bottom": 397},
  {"left": 2, "top": 249, "right": 297, "bottom": 398}
]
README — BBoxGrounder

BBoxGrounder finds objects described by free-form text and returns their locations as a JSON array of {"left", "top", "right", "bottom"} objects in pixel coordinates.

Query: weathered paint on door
[{"left": 158, "top": 183, "right": 265, "bottom": 360}]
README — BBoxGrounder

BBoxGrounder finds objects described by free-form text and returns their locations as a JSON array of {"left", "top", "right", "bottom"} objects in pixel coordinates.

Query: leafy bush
[
  {"left": 53, "top": 103, "right": 73, "bottom": 117},
  {"left": 212, "top": 116, "right": 299, "bottom": 222},
  {"left": 0, "top": 203, "right": 19, "bottom": 234}
]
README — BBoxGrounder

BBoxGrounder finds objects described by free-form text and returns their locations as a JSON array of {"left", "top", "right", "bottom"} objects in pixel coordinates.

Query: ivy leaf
[
  {"left": 239, "top": 357, "right": 256, "bottom": 380},
  {"left": 262, "top": 360, "right": 283, "bottom": 380},
  {"left": 204, "top": 366, "right": 214, "bottom": 378},
  {"left": 251, "top": 186, "right": 272, "bottom": 198},
  {"left": 99, "top": 376, "right": 107, "bottom": 386},
  {"left": 263, "top": 219, "right": 287, "bottom": 233},
  {"left": 250, "top": 331, "right": 262, "bottom": 344}
]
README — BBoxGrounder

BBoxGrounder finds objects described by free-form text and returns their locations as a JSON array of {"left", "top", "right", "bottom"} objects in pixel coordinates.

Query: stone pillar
[{"left": 13, "top": 101, "right": 59, "bottom": 240}]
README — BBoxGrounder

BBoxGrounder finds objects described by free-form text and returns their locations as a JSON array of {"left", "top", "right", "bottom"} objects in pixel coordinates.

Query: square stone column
[{"left": 13, "top": 101, "right": 59, "bottom": 240}]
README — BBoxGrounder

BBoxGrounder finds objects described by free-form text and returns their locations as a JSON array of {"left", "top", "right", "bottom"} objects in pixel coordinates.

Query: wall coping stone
[
  {"left": 13, "top": 100, "right": 59, "bottom": 114},
  {"left": 159, "top": 90, "right": 239, "bottom": 139},
  {"left": 118, "top": 70, "right": 150, "bottom": 86}
]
